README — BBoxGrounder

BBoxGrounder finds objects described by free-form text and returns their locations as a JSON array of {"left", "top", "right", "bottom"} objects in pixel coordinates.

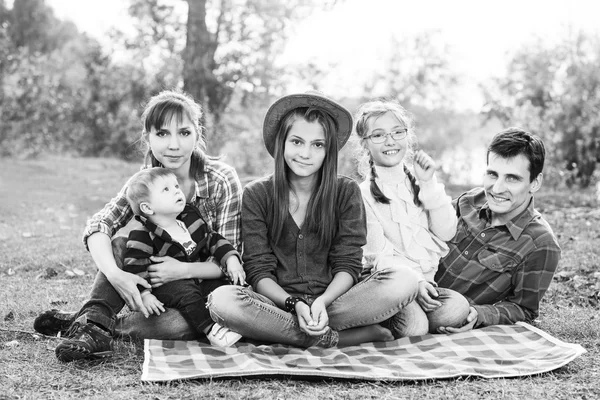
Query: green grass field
[{"left": 1, "top": 156, "right": 599, "bottom": 399}]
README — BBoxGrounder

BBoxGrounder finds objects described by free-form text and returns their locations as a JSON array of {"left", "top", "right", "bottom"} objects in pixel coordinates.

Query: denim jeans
[
  {"left": 386, "top": 287, "right": 471, "bottom": 337},
  {"left": 77, "top": 236, "right": 199, "bottom": 340},
  {"left": 207, "top": 268, "right": 419, "bottom": 348}
]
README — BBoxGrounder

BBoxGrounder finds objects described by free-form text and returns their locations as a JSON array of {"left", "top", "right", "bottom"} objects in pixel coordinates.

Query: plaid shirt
[
  {"left": 83, "top": 158, "right": 242, "bottom": 252},
  {"left": 435, "top": 188, "right": 561, "bottom": 327},
  {"left": 123, "top": 204, "right": 240, "bottom": 287}
]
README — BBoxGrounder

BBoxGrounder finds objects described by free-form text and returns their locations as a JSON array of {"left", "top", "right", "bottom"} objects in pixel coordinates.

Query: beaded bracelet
[{"left": 284, "top": 296, "right": 308, "bottom": 315}]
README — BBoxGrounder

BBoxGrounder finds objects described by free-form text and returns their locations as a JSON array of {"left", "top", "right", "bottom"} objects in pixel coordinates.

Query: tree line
[{"left": 0, "top": 0, "right": 598, "bottom": 187}]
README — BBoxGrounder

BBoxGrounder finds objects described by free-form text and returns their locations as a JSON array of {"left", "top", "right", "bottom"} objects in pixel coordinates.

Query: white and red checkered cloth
[{"left": 142, "top": 322, "right": 585, "bottom": 382}]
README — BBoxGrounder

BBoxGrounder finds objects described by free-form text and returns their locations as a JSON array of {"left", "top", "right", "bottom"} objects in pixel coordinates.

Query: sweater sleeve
[
  {"left": 206, "top": 230, "right": 242, "bottom": 268},
  {"left": 241, "top": 180, "right": 279, "bottom": 288},
  {"left": 328, "top": 178, "right": 367, "bottom": 284},
  {"left": 418, "top": 175, "right": 458, "bottom": 242}
]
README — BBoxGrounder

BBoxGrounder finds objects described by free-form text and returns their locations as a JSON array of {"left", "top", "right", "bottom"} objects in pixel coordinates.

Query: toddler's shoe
[
  {"left": 34, "top": 309, "right": 75, "bottom": 336},
  {"left": 206, "top": 323, "right": 242, "bottom": 347},
  {"left": 55, "top": 319, "right": 113, "bottom": 362}
]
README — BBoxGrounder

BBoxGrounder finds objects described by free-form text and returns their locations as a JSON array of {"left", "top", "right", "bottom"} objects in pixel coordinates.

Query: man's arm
[{"left": 473, "top": 244, "right": 560, "bottom": 327}]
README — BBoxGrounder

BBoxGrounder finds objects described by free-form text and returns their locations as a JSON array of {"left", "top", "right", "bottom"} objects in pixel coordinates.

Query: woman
[
  {"left": 207, "top": 91, "right": 419, "bottom": 347},
  {"left": 34, "top": 90, "right": 243, "bottom": 357}
]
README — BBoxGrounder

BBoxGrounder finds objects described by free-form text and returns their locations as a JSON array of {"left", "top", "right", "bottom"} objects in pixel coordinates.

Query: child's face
[
  {"left": 146, "top": 175, "right": 186, "bottom": 217},
  {"left": 148, "top": 113, "right": 197, "bottom": 174},
  {"left": 365, "top": 111, "right": 408, "bottom": 168},
  {"left": 283, "top": 119, "right": 326, "bottom": 180}
]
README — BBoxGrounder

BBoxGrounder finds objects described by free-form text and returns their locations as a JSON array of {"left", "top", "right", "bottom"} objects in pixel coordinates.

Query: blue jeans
[
  {"left": 206, "top": 268, "right": 419, "bottom": 348},
  {"left": 77, "top": 236, "right": 200, "bottom": 340},
  {"left": 386, "top": 287, "right": 471, "bottom": 337}
]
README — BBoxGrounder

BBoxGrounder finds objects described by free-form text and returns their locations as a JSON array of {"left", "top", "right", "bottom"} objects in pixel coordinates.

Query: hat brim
[{"left": 262, "top": 93, "right": 353, "bottom": 157}]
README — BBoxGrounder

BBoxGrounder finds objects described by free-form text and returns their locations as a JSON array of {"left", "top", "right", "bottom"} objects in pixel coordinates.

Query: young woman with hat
[{"left": 207, "top": 91, "right": 420, "bottom": 347}]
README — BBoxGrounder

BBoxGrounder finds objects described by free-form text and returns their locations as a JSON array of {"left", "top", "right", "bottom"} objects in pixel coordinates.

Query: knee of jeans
[
  {"left": 375, "top": 267, "right": 420, "bottom": 305},
  {"left": 389, "top": 303, "right": 429, "bottom": 338},
  {"left": 428, "top": 289, "right": 471, "bottom": 331},
  {"left": 206, "top": 285, "right": 240, "bottom": 322}
]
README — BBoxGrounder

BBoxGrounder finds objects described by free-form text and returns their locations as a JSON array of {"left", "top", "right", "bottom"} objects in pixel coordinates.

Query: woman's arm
[
  {"left": 87, "top": 232, "right": 151, "bottom": 316},
  {"left": 241, "top": 179, "right": 279, "bottom": 288},
  {"left": 209, "top": 162, "right": 243, "bottom": 252},
  {"left": 83, "top": 183, "right": 135, "bottom": 250},
  {"left": 328, "top": 178, "right": 367, "bottom": 284}
]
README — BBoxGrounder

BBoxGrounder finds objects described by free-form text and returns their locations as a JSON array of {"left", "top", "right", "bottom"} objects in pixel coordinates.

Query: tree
[
  {"left": 482, "top": 32, "right": 600, "bottom": 188},
  {"left": 8, "top": 0, "right": 77, "bottom": 54},
  {"left": 124, "top": 0, "right": 328, "bottom": 150},
  {"left": 362, "top": 31, "right": 459, "bottom": 110}
]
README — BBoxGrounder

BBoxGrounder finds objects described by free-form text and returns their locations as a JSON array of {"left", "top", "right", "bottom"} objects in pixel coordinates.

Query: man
[{"left": 434, "top": 127, "right": 561, "bottom": 332}]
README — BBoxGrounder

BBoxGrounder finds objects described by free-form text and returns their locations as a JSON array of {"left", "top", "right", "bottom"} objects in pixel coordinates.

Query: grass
[{"left": 1, "top": 156, "right": 599, "bottom": 399}]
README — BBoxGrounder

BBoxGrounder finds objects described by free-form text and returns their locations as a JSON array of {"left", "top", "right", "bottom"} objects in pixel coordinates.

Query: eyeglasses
[{"left": 364, "top": 129, "right": 408, "bottom": 144}]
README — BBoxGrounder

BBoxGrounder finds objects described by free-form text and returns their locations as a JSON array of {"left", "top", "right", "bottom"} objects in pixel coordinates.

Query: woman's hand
[
  {"left": 105, "top": 269, "right": 151, "bottom": 317},
  {"left": 416, "top": 281, "right": 442, "bottom": 312},
  {"left": 307, "top": 297, "right": 330, "bottom": 334},
  {"left": 413, "top": 150, "right": 436, "bottom": 182},
  {"left": 296, "top": 302, "right": 318, "bottom": 335},
  {"left": 148, "top": 255, "right": 187, "bottom": 287}
]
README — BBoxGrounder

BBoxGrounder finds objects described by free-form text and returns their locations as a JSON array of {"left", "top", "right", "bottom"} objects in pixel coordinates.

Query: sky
[{"left": 44, "top": 0, "right": 600, "bottom": 110}]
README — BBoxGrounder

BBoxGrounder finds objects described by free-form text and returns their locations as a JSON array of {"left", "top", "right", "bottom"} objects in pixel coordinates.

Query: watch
[{"left": 284, "top": 296, "right": 308, "bottom": 315}]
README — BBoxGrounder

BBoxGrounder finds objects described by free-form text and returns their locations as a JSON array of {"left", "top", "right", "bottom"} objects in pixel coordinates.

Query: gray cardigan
[{"left": 241, "top": 175, "right": 367, "bottom": 297}]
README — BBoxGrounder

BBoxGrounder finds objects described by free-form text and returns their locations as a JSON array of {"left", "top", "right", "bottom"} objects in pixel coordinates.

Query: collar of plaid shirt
[{"left": 477, "top": 196, "right": 538, "bottom": 240}]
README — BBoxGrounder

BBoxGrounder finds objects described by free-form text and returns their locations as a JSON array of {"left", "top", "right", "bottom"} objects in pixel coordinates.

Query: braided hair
[{"left": 354, "top": 99, "right": 421, "bottom": 207}]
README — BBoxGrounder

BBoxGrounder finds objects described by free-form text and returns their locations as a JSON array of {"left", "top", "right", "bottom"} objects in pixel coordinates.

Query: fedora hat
[{"left": 262, "top": 90, "right": 353, "bottom": 157}]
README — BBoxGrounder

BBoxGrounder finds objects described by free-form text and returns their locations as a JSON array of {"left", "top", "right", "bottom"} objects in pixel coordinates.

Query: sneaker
[
  {"left": 55, "top": 322, "right": 113, "bottom": 362},
  {"left": 33, "top": 309, "right": 75, "bottom": 336},
  {"left": 206, "top": 323, "right": 242, "bottom": 347}
]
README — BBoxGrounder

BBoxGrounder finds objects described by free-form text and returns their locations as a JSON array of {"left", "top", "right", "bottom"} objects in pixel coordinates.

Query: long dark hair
[
  {"left": 354, "top": 100, "right": 421, "bottom": 207},
  {"left": 140, "top": 89, "right": 207, "bottom": 180},
  {"left": 269, "top": 107, "right": 340, "bottom": 248}
]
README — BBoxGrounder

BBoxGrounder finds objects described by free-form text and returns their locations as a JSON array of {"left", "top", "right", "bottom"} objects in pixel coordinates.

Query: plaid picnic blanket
[{"left": 141, "top": 322, "right": 585, "bottom": 382}]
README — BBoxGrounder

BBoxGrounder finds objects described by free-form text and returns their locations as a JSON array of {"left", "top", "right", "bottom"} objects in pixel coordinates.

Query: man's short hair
[
  {"left": 125, "top": 167, "right": 175, "bottom": 216},
  {"left": 487, "top": 128, "right": 545, "bottom": 182}
]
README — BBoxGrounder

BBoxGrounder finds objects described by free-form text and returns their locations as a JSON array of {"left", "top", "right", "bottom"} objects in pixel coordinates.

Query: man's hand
[
  {"left": 106, "top": 269, "right": 151, "bottom": 317},
  {"left": 437, "top": 307, "right": 478, "bottom": 334},
  {"left": 413, "top": 150, "right": 436, "bottom": 182},
  {"left": 141, "top": 292, "right": 165, "bottom": 316},
  {"left": 416, "top": 281, "right": 442, "bottom": 312}
]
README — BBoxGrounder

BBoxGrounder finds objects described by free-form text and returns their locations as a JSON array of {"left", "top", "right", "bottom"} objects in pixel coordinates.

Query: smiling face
[
  {"left": 147, "top": 113, "right": 198, "bottom": 175},
  {"left": 283, "top": 118, "right": 327, "bottom": 182},
  {"left": 364, "top": 111, "right": 408, "bottom": 168},
  {"left": 143, "top": 174, "right": 186, "bottom": 217},
  {"left": 484, "top": 152, "right": 542, "bottom": 224}
]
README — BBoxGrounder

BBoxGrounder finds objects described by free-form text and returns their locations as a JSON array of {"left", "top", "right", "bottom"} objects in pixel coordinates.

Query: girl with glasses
[{"left": 354, "top": 100, "right": 470, "bottom": 337}]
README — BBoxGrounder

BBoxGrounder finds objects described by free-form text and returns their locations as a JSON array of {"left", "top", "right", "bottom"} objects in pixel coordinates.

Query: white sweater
[{"left": 360, "top": 163, "right": 458, "bottom": 282}]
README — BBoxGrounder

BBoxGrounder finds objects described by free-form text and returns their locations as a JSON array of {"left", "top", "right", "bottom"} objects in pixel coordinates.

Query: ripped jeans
[{"left": 206, "top": 268, "right": 419, "bottom": 348}]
